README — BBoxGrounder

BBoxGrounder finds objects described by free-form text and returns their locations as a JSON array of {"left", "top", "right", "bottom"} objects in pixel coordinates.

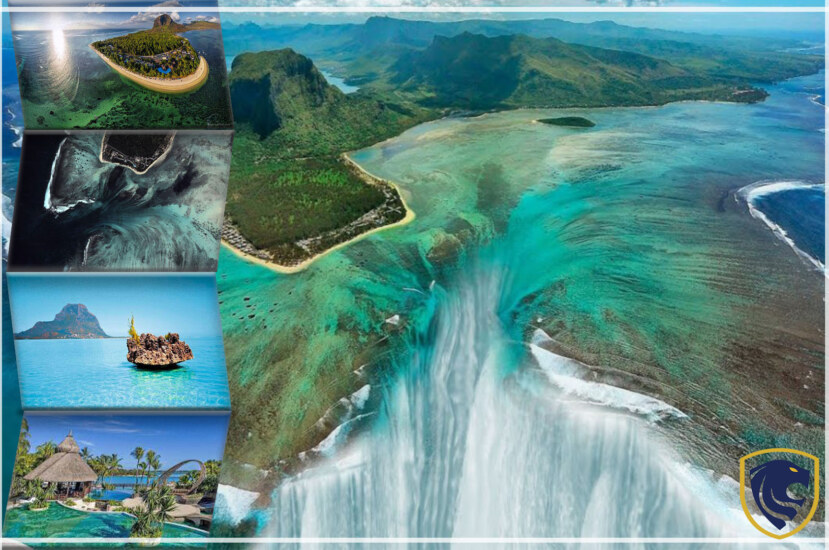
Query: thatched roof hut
[{"left": 24, "top": 432, "right": 97, "bottom": 484}]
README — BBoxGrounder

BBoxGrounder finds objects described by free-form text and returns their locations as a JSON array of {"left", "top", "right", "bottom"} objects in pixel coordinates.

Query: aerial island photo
[
  {"left": 4, "top": 413, "right": 227, "bottom": 539},
  {"left": 211, "top": 12, "right": 825, "bottom": 541},
  {"left": 8, "top": 131, "right": 232, "bottom": 272},
  {"left": 9, "top": 0, "right": 232, "bottom": 129},
  {"left": 8, "top": 274, "right": 230, "bottom": 409}
]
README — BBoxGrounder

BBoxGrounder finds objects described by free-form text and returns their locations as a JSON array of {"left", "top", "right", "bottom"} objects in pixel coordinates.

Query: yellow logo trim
[{"left": 740, "top": 447, "right": 820, "bottom": 540}]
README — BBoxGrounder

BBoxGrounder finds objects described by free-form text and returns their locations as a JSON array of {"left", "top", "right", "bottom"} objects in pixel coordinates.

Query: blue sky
[
  {"left": 23, "top": 414, "right": 228, "bottom": 468},
  {"left": 8, "top": 275, "right": 222, "bottom": 338}
]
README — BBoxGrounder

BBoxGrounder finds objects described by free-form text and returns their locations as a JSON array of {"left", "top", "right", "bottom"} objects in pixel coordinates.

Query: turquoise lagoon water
[
  {"left": 15, "top": 336, "right": 230, "bottom": 409},
  {"left": 3, "top": 504, "right": 205, "bottom": 541},
  {"left": 216, "top": 71, "right": 825, "bottom": 540}
]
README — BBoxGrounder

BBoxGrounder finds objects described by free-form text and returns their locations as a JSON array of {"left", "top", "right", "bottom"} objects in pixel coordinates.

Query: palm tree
[
  {"left": 145, "top": 450, "right": 160, "bottom": 483},
  {"left": 35, "top": 441, "right": 56, "bottom": 460},
  {"left": 103, "top": 454, "right": 123, "bottom": 488},
  {"left": 80, "top": 447, "right": 92, "bottom": 461},
  {"left": 88, "top": 456, "right": 105, "bottom": 488},
  {"left": 129, "top": 506, "right": 158, "bottom": 538},
  {"left": 130, "top": 447, "right": 144, "bottom": 492},
  {"left": 137, "top": 459, "right": 148, "bottom": 488}
]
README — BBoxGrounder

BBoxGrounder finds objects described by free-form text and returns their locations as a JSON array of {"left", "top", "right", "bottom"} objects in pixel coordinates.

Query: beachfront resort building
[{"left": 23, "top": 432, "right": 97, "bottom": 499}]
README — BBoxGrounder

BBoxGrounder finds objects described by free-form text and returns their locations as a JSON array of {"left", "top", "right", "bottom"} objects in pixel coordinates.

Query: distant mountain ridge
[
  {"left": 386, "top": 32, "right": 769, "bottom": 109},
  {"left": 221, "top": 16, "right": 823, "bottom": 86},
  {"left": 14, "top": 304, "right": 110, "bottom": 339}
]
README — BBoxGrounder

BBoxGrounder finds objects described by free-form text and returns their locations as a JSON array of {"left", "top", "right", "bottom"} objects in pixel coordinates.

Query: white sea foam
[
  {"left": 530, "top": 329, "right": 687, "bottom": 422},
  {"left": 350, "top": 384, "right": 371, "bottom": 409},
  {"left": 5, "top": 107, "right": 22, "bottom": 148},
  {"left": 310, "top": 413, "right": 373, "bottom": 457},
  {"left": 43, "top": 138, "right": 66, "bottom": 212},
  {"left": 736, "top": 180, "right": 825, "bottom": 271},
  {"left": 215, "top": 484, "right": 259, "bottom": 526},
  {"left": 2, "top": 201, "right": 11, "bottom": 258}
]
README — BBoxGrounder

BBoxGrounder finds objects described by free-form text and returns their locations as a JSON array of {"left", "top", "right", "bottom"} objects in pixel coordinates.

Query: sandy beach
[{"left": 90, "top": 45, "right": 209, "bottom": 94}]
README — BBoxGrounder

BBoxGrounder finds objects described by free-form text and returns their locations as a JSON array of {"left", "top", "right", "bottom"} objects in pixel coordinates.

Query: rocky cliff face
[
  {"left": 153, "top": 14, "right": 178, "bottom": 29},
  {"left": 127, "top": 333, "right": 194, "bottom": 367},
  {"left": 15, "top": 303, "right": 109, "bottom": 339},
  {"left": 228, "top": 49, "right": 339, "bottom": 138}
]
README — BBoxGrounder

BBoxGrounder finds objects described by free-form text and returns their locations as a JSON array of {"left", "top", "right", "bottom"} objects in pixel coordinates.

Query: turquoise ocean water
[
  {"left": 215, "top": 71, "right": 825, "bottom": 540},
  {"left": 15, "top": 336, "right": 230, "bottom": 409}
]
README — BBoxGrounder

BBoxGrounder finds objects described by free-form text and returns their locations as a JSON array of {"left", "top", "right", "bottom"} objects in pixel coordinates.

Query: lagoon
[{"left": 216, "top": 72, "right": 825, "bottom": 538}]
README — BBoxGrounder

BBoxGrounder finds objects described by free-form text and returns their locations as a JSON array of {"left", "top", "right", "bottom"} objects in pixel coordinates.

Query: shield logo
[{"left": 740, "top": 448, "right": 820, "bottom": 539}]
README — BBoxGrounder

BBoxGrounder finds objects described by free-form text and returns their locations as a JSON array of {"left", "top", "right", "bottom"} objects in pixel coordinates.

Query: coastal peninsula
[
  {"left": 224, "top": 49, "right": 430, "bottom": 271},
  {"left": 90, "top": 15, "right": 214, "bottom": 94}
]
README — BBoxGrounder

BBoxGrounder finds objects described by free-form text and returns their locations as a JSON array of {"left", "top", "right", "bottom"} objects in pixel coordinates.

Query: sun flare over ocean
[{"left": 51, "top": 28, "right": 66, "bottom": 60}]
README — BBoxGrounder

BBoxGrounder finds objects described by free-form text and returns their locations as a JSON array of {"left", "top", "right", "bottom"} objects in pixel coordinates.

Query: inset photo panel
[
  {"left": 8, "top": 273, "right": 230, "bottom": 410},
  {"left": 8, "top": 0, "right": 232, "bottom": 130},
  {"left": 4, "top": 412, "right": 228, "bottom": 541},
  {"left": 8, "top": 131, "right": 233, "bottom": 272}
]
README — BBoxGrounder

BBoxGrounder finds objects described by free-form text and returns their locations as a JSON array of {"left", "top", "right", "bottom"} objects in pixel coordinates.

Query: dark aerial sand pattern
[
  {"left": 12, "top": 27, "right": 231, "bottom": 129},
  {"left": 9, "top": 132, "right": 231, "bottom": 271},
  {"left": 213, "top": 72, "right": 824, "bottom": 537}
]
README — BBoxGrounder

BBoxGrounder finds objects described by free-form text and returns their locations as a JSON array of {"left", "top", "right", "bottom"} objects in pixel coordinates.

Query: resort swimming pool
[
  {"left": 2, "top": 503, "right": 206, "bottom": 541},
  {"left": 89, "top": 488, "right": 133, "bottom": 501}
]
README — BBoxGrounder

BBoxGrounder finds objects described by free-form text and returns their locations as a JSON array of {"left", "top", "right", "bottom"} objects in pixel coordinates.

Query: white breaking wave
[
  {"left": 530, "top": 329, "right": 687, "bottom": 423},
  {"left": 737, "top": 180, "right": 825, "bottom": 271},
  {"left": 215, "top": 484, "right": 260, "bottom": 527}
]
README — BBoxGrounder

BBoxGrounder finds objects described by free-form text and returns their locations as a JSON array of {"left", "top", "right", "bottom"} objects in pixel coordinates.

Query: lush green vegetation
[
  {"left": 538, "top": 116, "right": 596, "bottom": 128},
  {"left": 227, "top": 49, "right": 432, "bottom": 264},
  {"left": 384, "top": 33, "right": 771, "bottom": 110},
  {"left": 222, "top": 16, "right": 823, "bottom": 90},
  {"left": 26, "top": 479, "right": 56, "bottom": 510},
  {"left": 128, "top": 446, "right": 161, "bottom": 492},
  {"left": 92, "top": 28, "right": 200, "bottom": 79},
  {"left": 227, "top": 151, "right": 389, "bottom": 263},
  {"left": 130, "top": 482, "right": 177, "bottom": 538},
  {"left": 176, "top": 459, "right": 221, "bottom": 495}
]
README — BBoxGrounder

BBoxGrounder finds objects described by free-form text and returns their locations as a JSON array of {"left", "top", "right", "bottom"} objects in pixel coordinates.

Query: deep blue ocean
[{"left": 753, "top": 185, "right": 825, "bottom": 265}]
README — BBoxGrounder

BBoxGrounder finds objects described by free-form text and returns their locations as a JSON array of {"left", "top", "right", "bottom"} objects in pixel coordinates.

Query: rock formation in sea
[
  {"left": 14, "top": 303, "right": 109, "bottom": 339},
  {"left": 126, "top": 333, "right": 194, "bottom": 367}
]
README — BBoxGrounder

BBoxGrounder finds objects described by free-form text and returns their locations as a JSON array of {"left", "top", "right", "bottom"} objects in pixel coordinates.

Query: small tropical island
[
  {"left": 90, "top": 14, "right": 214, "bottom": 94},
  {"left": 537, "top": 116, "right": 596, "bottom": 128},
  {"left": 126, "top": 317, "right": 194, "bottom": 369}
]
